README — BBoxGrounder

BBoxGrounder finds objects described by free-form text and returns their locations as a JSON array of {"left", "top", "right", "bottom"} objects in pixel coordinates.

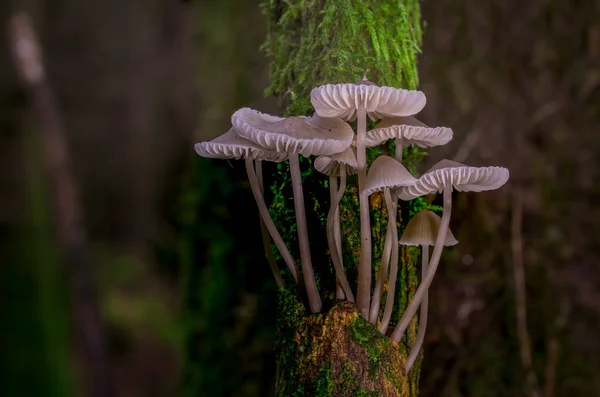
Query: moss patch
[{"left": 274, "top": 297, "right": 414, "bottom": 396}]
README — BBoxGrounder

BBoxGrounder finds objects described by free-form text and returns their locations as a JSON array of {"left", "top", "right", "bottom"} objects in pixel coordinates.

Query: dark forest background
[{"left": 1, "top": 1, "right": 600, "bottom": 396}]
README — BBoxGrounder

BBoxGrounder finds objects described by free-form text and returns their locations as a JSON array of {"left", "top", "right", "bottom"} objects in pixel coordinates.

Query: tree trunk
[
  {"left": 263, "top": 1, "right": 424, "bottom": 395},
  {"left": 274, "top": 296, "right": 418, "bottom": 397}
]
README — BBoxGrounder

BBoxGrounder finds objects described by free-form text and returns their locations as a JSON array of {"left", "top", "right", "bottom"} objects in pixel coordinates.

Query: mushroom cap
[
  {"left": 231, "top": 108, "right": 354, "bottom": 157},
  {"left": 314, "top": 147, "right": 358, "bottom": 177},
  {"left": 396, "top": 159, "right": 510, "bottom": 200},
  {"left": 194, "top": 128, "right": 288, "bottom": 162},
  {"left": 363, "top": 155, "right": 418, "bottom": 196},
  {"left": 363, "top": 117, "right": 454, "bottom": 148},
  {"left": 310, "top": 83, "right": 426, "bottom": 122},
  {"left": 399, "top": 210, "right": 458, "bottom": 247}
]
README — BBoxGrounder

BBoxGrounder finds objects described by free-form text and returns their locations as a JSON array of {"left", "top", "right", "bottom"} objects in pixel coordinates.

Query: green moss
[
  {"left": 274, "top": 288, "right": 307, "bottom": 396},
  {"left": 314, "top": 365, "right": 335, "bottom": 396},
  {"left": 261, "top": 0, "right": 422, "bottom": 116},
  {"left": 349, "top": 315, "right": 387, "bottom": 375}
]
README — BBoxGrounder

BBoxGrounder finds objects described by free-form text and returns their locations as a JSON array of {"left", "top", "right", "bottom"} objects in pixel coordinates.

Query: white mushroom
[
  {"left": 232, "top": 108, "right": 354, "bottom": 313},
  {"left": 194, "top": 129, "right": 298, "bottom": 287},
  {"left": 363, "top": 117, "right": 453, "bottom": 162},
  {"left": 311, "top": 79, "right": 426, "bottom": 317},
  {"left": 314, "top": 147, "right": 358, "bottom": 302},
  {"left": 398, "top": 210, "right": 458, "bottom": 374},
  {"left": 362, "top": 156, "right": 417, "bottom": 328},
  {"left": 391, "top": 160, "right": 509, "bottom": 342}
]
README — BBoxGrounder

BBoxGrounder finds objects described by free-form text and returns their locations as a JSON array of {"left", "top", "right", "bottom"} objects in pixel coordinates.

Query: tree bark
[{"left": 274, "top": 296, "right": 418, "bottom": 397}]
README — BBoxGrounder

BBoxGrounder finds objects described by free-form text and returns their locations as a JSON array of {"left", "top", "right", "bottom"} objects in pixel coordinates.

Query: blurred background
[{"left": 1, "top": 0, "right": 599, "bottom": 396}]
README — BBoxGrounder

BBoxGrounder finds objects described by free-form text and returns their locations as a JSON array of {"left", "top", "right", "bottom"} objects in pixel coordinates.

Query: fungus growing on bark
[
  {"left": 314, "top": 147, "right": 358, "bottom": 301},
  {"left": 399, "top": 210, "right": 458, "bottom": 373},
  {"left": 364, "top": 117, "right": 453, "bottom": 162},
  {"left": 391, "top": 160, "right": 509, "bottom": 341},
  {"left": 232, "top": 108, "right": 354, "bottom": 313},
  {"left": 194, "top": 128, "right": 297, "bottom": 286},
  {"left": 194, "top": 72, "right": 511, "bottom": 394},
  {"left": 362, "top": 155, "right": 417, "bottom": 328},
  {"left": 311, "top": 80, "right": 426, "bottom": 317}
]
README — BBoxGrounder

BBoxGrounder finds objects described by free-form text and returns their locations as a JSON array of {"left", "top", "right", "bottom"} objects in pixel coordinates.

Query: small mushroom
[
  {"left": 232, "top": 108, "right": 354, "bottom": 313},
  {"left": 311, "top": 79, "right": 426, "bottom": 317},
  {"left": 391, "top": 159, "right": 509, "bottom": 342},
  {"left": 362, "top": 156, "right": 417, "bottom": 327},
  {"left": 398, "top": 210, "right": 458, "bottom": 374},
  {"left": 314, "top": 147, "right": 358, "bottom": 302},
  {"left": 194, "top": 128, "right": 298, "bottom": 287},
  {"left": 364, "top": 117, "right": 453, "bottom": 162}
]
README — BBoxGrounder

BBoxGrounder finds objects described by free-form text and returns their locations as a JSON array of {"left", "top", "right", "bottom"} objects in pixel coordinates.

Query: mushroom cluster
[{"left": 194, "top": 76, "right": 509, "bottom": 374}]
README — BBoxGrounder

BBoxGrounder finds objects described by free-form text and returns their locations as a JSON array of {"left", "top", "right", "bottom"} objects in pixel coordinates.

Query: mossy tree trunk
[{"left": 262, "top": 1, "right": 424, "bottom": 395}]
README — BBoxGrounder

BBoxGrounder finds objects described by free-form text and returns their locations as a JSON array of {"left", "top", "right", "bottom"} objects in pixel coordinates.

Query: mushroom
[
  {"left": 362, "top": 155, "right": 418, "bottom": 328},
  {"left": 314, "top": 147, "right": 358, "bottom": 302},
  {"left": 390, "top": 159, "right": 509, "bottom": 342},
  {"left": 232, "top": 108, "right": 354, "bottom": 313},
  {"left": 194, "top": 128, "right": 298, "bottom": 287},
  {"left": 255, "top": 160, "right": 284, "bottom": 288},
  {"left": 363, "top": 117, "right": 453, "bottom": 162},
  {"left": 398, "top": 210, "right": 458, "bottom": 373},
  {"left": 311, "top": 78, "right": 426, "bottom": 317}
]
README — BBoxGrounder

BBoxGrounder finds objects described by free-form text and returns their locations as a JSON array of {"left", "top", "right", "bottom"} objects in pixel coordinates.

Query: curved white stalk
[
  {"left": 289, "top": 155, "right": 322, "bottom": 313},
  {"left": 403, "top": 244, "right": 430, "bottom": 374},
  {"left": 326, "top": 168, "right": 354, "bottom": 302},
  {"left": 330, "top": 176, "right": 345, "bottom": 300},
  {"left": 378, "top": 189, "right": 399, "bottom": 333},
  {"left": 368, "top": 222, "right": 393, "bottom": 324},
  {"left": 255, "top": 160, "right": 283, "bottom": 288},
  {"left": 395, "top": 137, "right": 404, "bottom": 163},
  {"left": 356, "top": 107, "right": 372, "bottom": 317},
  {"left": 245, "top": 158, "right": 298, "bottom": 282},
  {"left": 391, "top": 182, "right": 452, "bottom": 341}
]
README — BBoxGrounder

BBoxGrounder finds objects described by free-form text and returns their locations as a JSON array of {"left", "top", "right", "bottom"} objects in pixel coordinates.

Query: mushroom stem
[
  {"left": 356, "top": 107, "right": 372, "bottom": 318},
  {"left": 330, "top": 176, "right": 345, "bottom": 300},
  {"left": 368, "top": 219, "right": 393, "bottom": 324},
  {"left": 255, "top": 160, "right": 284, "bottom": 288},
  {"left": 391, "top": 182, "right": 452, "bottom": 341},
  {"left": 289, "top": 155, "right": 322, "bottom": 313},
  {"left": 404, "top": 244, "right": 430, "bottom": 373},
  {"left": 326, "top": 168, "right": 354, "bottom": 302},
  {"left": 395, "top": 137, "right": 404, "bottom": 163},
  {"left": 378, "top": 189, "right": 399, "bottom": 333},
  {"left": 245, "top": 157, "right": 298, "bottom": 283}
]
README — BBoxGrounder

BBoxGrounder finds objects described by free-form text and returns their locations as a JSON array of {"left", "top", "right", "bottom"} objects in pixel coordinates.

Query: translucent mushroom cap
[
  {"left": 396, "top": 159, "right": 510, "bottom": 201},
  {"left": 363, "top": 155, "right": 418, "bottom": 196},
  {"left": 314, "top": 147, "right": 358, "bottom": 177},
  {"left": 399, "top": 210, "right": 458, "bottom": 247},
  {"left": 231, "top": 108, "right": 354, "bottom": 157},
  {"left": 194, "top": 128, "right": 288, "bottom": 162},
  {"left": 363, "top": 117, "right": 454, "bottom": 148},
  {"left": 310, "top": 82, "right": 426, "bottom": 122}
]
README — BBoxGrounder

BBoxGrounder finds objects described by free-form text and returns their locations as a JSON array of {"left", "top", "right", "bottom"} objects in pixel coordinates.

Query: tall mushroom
[
  {"left": 390, "top": 159, "right": 509, "bottom": 341},
  {"left": 194, "top": 128, "right": 298, "bottom": 286},
  {"left": 314, "top": 147, "right": 358, "bottom": 302},
  {"left": 363, "top": 117, "right": 453, "bottom": 162},
  {"left": 362, "top": 155, "right": 418, "bottom": 327},
  {"left": 399, "top": 210, "right": 458, "bottom": 373},
  {"left": 311, "top": 79, "right": 426, "bottom": 317},
  {"left": 232, "top": 108, "right": 354, "bottom": 313}
]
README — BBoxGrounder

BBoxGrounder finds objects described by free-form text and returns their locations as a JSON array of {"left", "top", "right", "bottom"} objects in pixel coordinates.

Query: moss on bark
[
  {"left": 274, "top": 294, "right": 416, "bottom": 397},
  {"left": 262, "top": 2, "right": 429, "bottom": 395}
]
